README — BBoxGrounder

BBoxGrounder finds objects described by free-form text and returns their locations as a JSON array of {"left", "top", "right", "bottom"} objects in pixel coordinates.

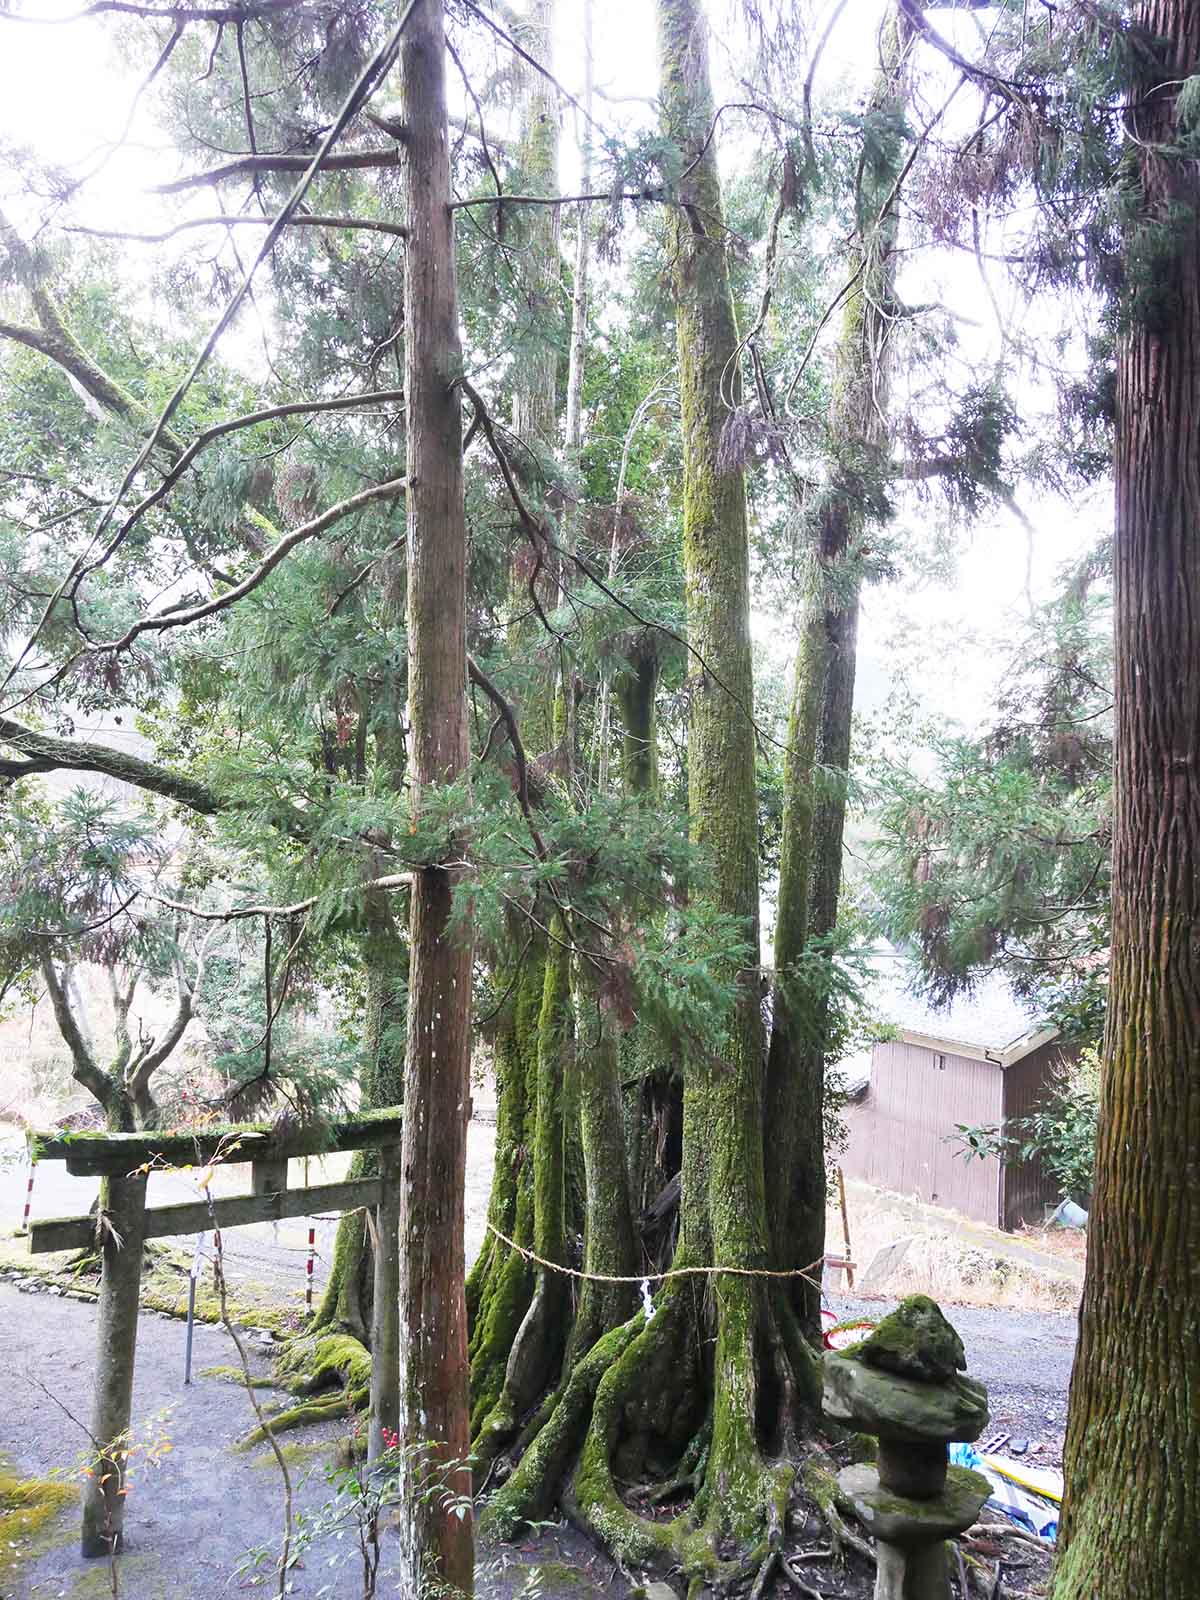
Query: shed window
[{"left": 933, "top": 1052, "right": 946, "bottom": 1071}]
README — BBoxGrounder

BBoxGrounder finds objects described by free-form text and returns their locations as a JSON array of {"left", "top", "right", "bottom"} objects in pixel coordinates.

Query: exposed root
[
  {"left": 241, "top": 1387, "right": 367, "bottom": 1445},
  {"left": 779, "top": 1557, "right": 827, "bottom": 1600},
  {"left": 483, "top": 1279, "right": 824, "bottom": 1594},
  {"left": 748, "top": 1550, "right": 779, "bottom": 1600},
  {"left": 276, "top": 1331, "right": 371, "bottom": 1396},
  {"left": 239, "top": 1331, "right": 373, "bottom": 1445},
  {"left": 801, "top": 1455, "right": 876, "bottom": 1568},
  {"left": 480, "top": 1318, "right": 640, "bottom": 1536}
]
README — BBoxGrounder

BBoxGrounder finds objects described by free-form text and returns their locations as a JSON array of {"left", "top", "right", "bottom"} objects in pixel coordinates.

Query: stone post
[{"left": 822, "top": 1295, "right": 992, "bottom": 1600}]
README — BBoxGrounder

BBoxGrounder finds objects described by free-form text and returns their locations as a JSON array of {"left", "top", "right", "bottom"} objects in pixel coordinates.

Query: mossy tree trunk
[
  {"left": 1056, "top": 4, "right": 1200, "bottom": 1594},
  {"left": 469, "top": 0, "right": 576, "bottom": 1465},
  {"left": 395, "top": 4, "right": 475, "bottom": 1592},
  {"left": 765, "top": 3, "right": 911, "bottom": 1341},
  {"left": 313, "top": 890, "right": 406, "bottom": 1342},
  {"left": 481, "top": 4, "right": 817, "bottom": 1573}
]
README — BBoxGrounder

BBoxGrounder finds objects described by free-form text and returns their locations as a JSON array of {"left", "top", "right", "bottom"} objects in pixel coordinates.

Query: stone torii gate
[{"left": 21, "top": 1108, "right": 403, "bottom": 1559}]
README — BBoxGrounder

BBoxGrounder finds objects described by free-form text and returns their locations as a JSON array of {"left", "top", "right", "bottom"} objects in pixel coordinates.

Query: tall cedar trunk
[
  {"left": 396, "top": 4, "right": 474, "bottom": 1593},
  {"left": 470, "top": 0, "right": 575, "bottom": 1466},
  {"left": 1056, "top": 5, "right": 1200, "bottom": 1594},
  {"left": 765, "top": 6, "right": 909, "bottom": 1339},
  {"left": 657, "top": 0, "right": 777, "bottom": 1535}
]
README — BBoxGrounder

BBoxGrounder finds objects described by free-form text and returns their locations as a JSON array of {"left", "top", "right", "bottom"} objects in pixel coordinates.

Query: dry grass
[{"left": 827, "top": 1183, "right": 1081, "bottom": 1313}]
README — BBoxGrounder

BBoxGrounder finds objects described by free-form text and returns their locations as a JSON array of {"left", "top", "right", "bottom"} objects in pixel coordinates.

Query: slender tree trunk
[
  {"left": 314, "top": 892, "right": 406, "bottom": 1341},
  {"left": 766, "top": 2, "right": 910, "bottom": 1339},
  {"left": 396, "top": 4, "right": 474, "bottom": 1592},
  {"left": 1057, "top": 6, "right": 1200, "bottom": 1594},
  {"left": 470, "top": 0, "right": 575, "bottom": 1462}
]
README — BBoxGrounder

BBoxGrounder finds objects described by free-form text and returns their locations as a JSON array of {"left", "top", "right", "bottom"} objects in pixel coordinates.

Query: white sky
[{"left": 0, "top": 0, "right": 1106, "bottom": 743}]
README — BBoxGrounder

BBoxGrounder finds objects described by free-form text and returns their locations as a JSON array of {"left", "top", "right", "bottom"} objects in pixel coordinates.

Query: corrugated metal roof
[{"left": 864, "top": 949, "right": 1050, "bottom": 1057}]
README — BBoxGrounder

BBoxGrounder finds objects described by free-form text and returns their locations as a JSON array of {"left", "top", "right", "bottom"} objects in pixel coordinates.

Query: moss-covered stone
[
  {"left": 823, "top": 1352, "right": 987, "bottom": 1445},
  {"left": 836, "top": 1461, "right": 990, "bottom": 1545},
  {"left": 856, "top": 1295, "right": 966, "bottom": 1383}
]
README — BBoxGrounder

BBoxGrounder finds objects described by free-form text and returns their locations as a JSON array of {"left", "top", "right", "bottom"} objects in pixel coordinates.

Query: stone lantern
[{"left": 822, "top": 1295, "right": 992, "bottom": 1600}]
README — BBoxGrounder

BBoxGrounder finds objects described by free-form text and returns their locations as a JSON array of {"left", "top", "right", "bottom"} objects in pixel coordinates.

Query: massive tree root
[{"left": 480, "top": 1275, "right": 822, "bottom": 1592}]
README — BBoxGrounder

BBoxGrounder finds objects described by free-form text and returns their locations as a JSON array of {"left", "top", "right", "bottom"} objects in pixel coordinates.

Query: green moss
[
  {"left": 801, "top": 1456, "right": 840, "bottom": 1520},
  {"left": 276, "top": 1331, "right": 372, "bottom": 1395},
  {"left": 197, "top": 1365, "right": 276, "bottom": 1388},
  {"left": 856, "top": 1295, "right": 966, "bottom": 1382},
  {"left": 66, "top": 1554, "right": 165, "bottom": 1596},
  {"left": 249, "top": 1438, "right": 331, "bottom": 1472},
  {"left": 0, "top": 1235, "right": 297, "bottom": 1333},
  {"left": 0, "top": 1463, "right": 77, "bottom": 1579},
  {"left": 520, "top": 1561, "right": 592, "bottom": 1589}
]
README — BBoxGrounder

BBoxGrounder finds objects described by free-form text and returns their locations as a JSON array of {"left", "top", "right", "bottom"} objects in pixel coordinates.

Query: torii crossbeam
[{"left": 21, "top": 1108, "right": 403, "bottom": 1560}]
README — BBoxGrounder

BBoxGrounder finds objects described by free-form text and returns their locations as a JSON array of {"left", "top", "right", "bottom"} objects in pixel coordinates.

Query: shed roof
[{"left": 863, "top": 949, "right": 1057, "bottom": 1066}]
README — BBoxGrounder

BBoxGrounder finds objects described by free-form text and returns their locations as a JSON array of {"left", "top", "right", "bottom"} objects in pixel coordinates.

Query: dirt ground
[
  {"left": 0, "top": 1280, "right": 630, "bottom": 1600},
  {"left": 0, "top": 1112, "right": 1068, "bottom": 1600}
]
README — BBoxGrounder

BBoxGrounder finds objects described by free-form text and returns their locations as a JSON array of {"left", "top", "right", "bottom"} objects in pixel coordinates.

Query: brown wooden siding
[
  {"left": 999, "top": 1040, "right": 1079, "bottom": 1228},
  {"left": 841, "top": 1041, "right": 1006, "bottom": 1225}
]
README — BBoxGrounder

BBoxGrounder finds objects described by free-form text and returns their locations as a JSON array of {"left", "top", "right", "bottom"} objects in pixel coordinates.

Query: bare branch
[
  {"left": 0, "top": 715, "right": 224, "bottom": 813},
  {"left": 91, "top": 475, "right": 408, "bottom": 653},
  {"left": 40, "top": 953, "right": 112, "bottom": 1109},
  {"left": 152, "top": 146, "right": 402, "bottom": 194},
  {"left": 0, "top": 208, "right": 184, "bottom": 458},
  {"left": 145, "top": 872, "right": 416, "bottom": 922},
  {"left": 65, "top": 213, "right": 409, "bottom": 244},
  {"left": 1, "top": 1, "right": 314, "bottom": 21},
  {"left": 466, "top": 655, "right": 548, "bottom": 860}
]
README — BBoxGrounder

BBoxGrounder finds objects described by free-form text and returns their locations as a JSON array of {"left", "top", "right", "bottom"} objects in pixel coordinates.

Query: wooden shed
[{"left": 839, "top": 954, "right": 1072, "bottom": 1231}]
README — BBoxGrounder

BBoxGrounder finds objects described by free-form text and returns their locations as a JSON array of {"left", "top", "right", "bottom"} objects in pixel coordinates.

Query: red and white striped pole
[
  {"left": 305, "top": 1226, "right": 315, "bottom": 1317},
  {"left": 21, "top": 1157, "right": 36, "bottom": 1232}
]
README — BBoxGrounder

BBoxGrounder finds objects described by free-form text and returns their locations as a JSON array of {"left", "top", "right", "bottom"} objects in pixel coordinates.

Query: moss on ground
[
  {"left": 249, "top": 1438, "right": 331, "bottom": 1473},
  {"left": 0, "top": 1233, "right": 300, "bottom": 1336},
  {"left": 0, "top": 1460, "right": 77, "bottom": 1582},
  {"left": 198, "top": 1364, "right": 277, "bottom": 1388},
  {"left": 65, "top": 1554, "right": 166, "bottom": 1596}
]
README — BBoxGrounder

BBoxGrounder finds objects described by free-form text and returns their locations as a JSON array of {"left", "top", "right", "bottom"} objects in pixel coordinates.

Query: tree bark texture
[
  {"left": 1057, "top": 6, "right": 1200, "bottom": 1595},
  {"left": 81, "top": 1173, "right": 148, "bottom": 1558},
  {"left": 396, "top": 4, "right": 475, "bottom": 1593},
  {"left": 766, "top": 3, "right": 911, "bottom": 1340}
]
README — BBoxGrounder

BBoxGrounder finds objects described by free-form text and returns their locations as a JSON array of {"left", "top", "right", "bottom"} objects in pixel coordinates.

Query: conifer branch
[
  {"left": 151, "top": 146, "right": 403, "bottom": 193},
  {"left": 89, "top": 476, "right": 409, "bottom": 654},
  {"left": 64, "top": 213, "right": 409, "bottom": 244}
]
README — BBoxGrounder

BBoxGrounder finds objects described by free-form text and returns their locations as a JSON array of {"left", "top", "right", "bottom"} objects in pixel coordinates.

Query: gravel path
[
  {"left": 831, "top": 1293, "right": 1077, "bottom": 1463},
  {"left": 0, "top": 1281, "right": 622, "bottom": 1600}
]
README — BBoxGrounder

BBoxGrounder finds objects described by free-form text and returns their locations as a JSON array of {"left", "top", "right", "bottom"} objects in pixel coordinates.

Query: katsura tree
[{"left": 477, "top": 4, "right": 827, "bottom": 1580}]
